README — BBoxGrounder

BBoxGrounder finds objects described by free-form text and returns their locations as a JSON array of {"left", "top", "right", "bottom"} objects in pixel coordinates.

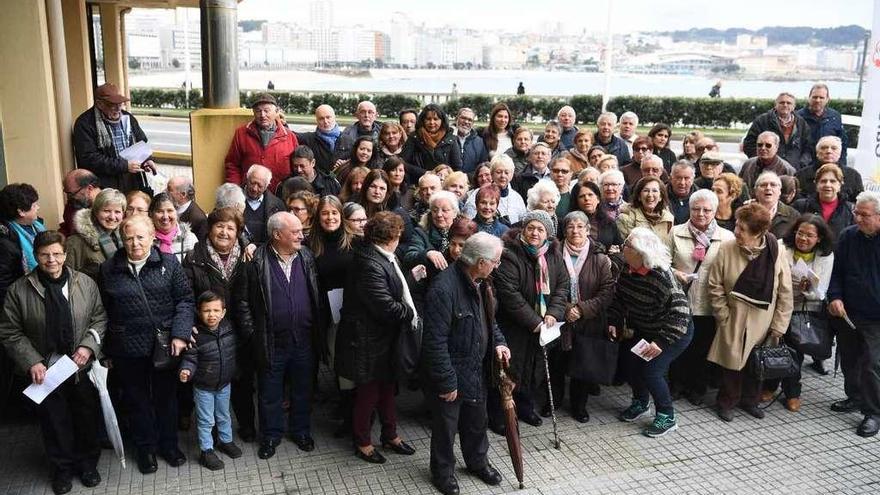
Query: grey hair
[
  {"left": 689, "top": 189, "right": 719, "bottom": 211},
  {"left": 562, "top": 210, "right": 590, "bottom": 233},
  {"left": 641, "top": 155, "right": 663, "bottom": 169},
  {"left": 459, "top": 232, "right": 502, "bottom": 267},
  {"left": 418, "top": 172, "right": 441, "bottom": 188},
  {"left": 856, "top": 191, "right": 880, "bottom": 215},
  {"left": 620, "top": 111, "right": 639, "bottom": 125},
  {"left": 757, "top": 131, "right": 780, "bottom": 146},
  {"left": 557, "top": 105, "right": 575, "bottom": 118},
  {"left": 670, "top": 160, "right": 694, "bottom": 175},
  {"left": 755, "top": 170, "right": 781, "bottom": 187},
  {"left": 526, "top": 180, "right": 561, "bottom": 210},
  {"left": 577, "top": 166, "right": 600, "bottom": 182},
  {"left": 246, "top": 164, "right": 272, "bottom": 183},
  {"left": 92, "top": 188, "right": 127, "bottom": 214},
  {"left": 428, "top": 190, "right": 460, "bottom": 215},
  {"left": 597, "top": 111, "right": 617, "bottom": 125},
  {"left": 215, "top": 183, "right": 246, "bottom": 209},
  {"left": 457, "top": 107, "right": 475, "bottom": 117},
  {"left": 625, "top": 227, "right": 671, "bottom": 270},
  {"left": 490, "top": 153, "right": 515, "bottom": 173},
  {"left": 816, "top": 135, "right": 842, "bottom": 150},
  {"left": 266, "top": 211, "right": 295, "bottom": 238},
  {"left": 599, "top": 169, "right": 625, "bottom": 187}
]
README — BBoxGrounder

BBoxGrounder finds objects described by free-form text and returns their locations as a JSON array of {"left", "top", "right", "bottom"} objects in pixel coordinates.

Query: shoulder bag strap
[
  {"left": 130, "top": 264, "right": 160, "bottom": 332},
  {"left": 683, "top": 260, "right": 704, "bottom": 294}
]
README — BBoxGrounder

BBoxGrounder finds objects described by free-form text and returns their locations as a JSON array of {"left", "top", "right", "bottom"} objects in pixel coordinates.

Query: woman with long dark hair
[
  {"left": 482, "top": 103, "right": 514, "bottom": 158},
  {"left": 401, "top": 104, "right": 462, "bottom": 180},
  {"left": 335, "top": 136, "right": 376, "bottom": 183}
]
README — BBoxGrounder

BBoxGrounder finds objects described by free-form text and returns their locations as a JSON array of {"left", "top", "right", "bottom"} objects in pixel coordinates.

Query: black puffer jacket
[
  {"left": 180, "top": 319, "right": 237, "bottom": 391},
  {"left": 233, "top": 244, "right": 325, "bottom": 370},
  {"left": 494, "top": 229, "right": 570, "bottom": 387},
  {"left": 0, "top": 223, "right": 23, "bottom": 308},
  {"left": 401, "top": 130, "right": 462, "bottom": 181},
  {"left": 336, "top": 240, "right": 414, "bottom": 384},
  {"left": 99, "top": 247, "right": 194, "bottom": 358},
  {"left": 421, "top": 262, "right": 506, "bottom": 401}
]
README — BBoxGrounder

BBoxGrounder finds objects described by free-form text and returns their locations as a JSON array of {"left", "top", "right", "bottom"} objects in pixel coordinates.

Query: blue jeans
[
  {"left": 628, "top": 321, "right": 694, "bottom": 415},
  {"left": 193, "top": 384, "right": 233, "bottom": 451},
  {"left": 258, "top": 343, "right": 313, "bottom": 441}
]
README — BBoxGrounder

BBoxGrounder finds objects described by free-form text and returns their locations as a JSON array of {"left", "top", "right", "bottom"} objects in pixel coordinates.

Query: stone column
[{"left": 200, "top": 0, "right": 239, "bottom": 108}]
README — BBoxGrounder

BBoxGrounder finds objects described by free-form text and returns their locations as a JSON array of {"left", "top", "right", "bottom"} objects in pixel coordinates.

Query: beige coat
[
  {"left": 668, "top": 223, "right": 735, "bottom": 316},
  {"left": 707, "top": 238, "right": 794, "bottom": 371},
  {"left": 616, "top": 204, "right": 674, "bottom": 244}
]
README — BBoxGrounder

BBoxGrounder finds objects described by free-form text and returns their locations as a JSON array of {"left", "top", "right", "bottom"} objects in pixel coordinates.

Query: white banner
[{"left": 856, "top": 0, "right": 880, "bottom": 191}]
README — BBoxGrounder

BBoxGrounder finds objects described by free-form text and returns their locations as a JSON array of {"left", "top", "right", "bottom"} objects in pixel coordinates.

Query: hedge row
[{"left": 129, "top": 88, "right": 864, "bottom": 128}]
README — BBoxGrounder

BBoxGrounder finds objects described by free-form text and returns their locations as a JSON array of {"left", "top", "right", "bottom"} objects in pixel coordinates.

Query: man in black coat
[
  {"left": 233, "top": 212, "right": 325, "bottom": 460},
  {"left": 796, "top": 135, "right": 863, "bottom": 203},
  {"left": 295, "top": 104, "right": 353, "bottom": 174},
  {"left": 166, "top": 176, "right": 208, "bottom": 241},
  {"left": 422, "top": 232, "right": 510, "bottom": 495},
  {"left": 242, "top": 165, "right": 286, "bottom": 245},
  {"left": 742, "top": 92, "right": 813, "bottom": 170},
  {"left": 72, "top": 83, "right": 156, "bottom": 193}
]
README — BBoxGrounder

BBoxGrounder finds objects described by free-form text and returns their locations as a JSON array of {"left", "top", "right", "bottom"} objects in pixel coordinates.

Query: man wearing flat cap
[
  {"left": 224, "top": 93, "right": 298, "bottom": 193},
  {"left": 73, "top": 83, "right": 156, "bottom": 193}
]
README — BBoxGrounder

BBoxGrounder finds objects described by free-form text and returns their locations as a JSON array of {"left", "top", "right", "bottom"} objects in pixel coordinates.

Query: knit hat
[{"left": 521, "top": 209, "right": 556, "bottom": 238}]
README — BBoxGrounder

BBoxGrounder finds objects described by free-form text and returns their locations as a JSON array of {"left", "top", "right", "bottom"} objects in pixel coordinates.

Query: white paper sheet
[
  {"left": 630, "top": 339, "right": 656, "bottom": 362},
  {"left": 791, "top": 259, "right": 820, "bottom": 289},
  {"left": 118, "top": 141, "right": 152, "bottom": 164},
  {"left": 328, "top": 288, "right": 344, "bottom": 324},
  {"left": 539, "top": 321, "right": 563, "bottom": 346},
  {"left": 23, "top": 355, "right": 79, "bottom": 404}
]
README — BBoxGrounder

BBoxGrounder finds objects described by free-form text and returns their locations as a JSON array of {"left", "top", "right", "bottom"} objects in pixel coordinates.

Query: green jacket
[{"left": 0, "top": 268, "right": 106, "bottom": 374}]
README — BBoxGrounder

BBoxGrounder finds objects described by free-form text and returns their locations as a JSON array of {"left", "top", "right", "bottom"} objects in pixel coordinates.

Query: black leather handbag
[
  {"left": 134, "top": 273, "right": 179, "bottom": 371},
  {"left": 787, "top": 303, "right": 832, "bottom": 359},
  {"left": 747, "top": 337, "right": 799, "bottom": 381}
]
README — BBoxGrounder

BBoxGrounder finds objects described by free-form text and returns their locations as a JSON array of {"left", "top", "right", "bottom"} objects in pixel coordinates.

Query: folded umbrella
[
  {"left": 498, "top": 362, "right": 524, "bottom": 489},
  {"left": 88, "top": 361, "right": 126, "bottom": 469}
]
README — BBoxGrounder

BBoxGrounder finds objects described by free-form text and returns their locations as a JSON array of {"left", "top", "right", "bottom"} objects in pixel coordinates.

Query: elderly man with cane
[{"left": 422, "top": 232, "right": 511, "bottom": 495}]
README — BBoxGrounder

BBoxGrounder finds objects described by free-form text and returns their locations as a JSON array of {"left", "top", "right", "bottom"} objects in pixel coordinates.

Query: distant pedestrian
[
  {"left": 709, "top": 81, "right": 722, "bottom": 98},
  {"left": 267, "top": 80, "right": 275, "bottom": 90},
  {"left": 516, "top": 82, "right": 525, "bottom": 95}
]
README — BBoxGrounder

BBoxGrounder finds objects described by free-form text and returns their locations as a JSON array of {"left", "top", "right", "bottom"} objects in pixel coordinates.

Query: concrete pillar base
[{"left": 190, "top": 108, "right": 252, "bottom": 210}]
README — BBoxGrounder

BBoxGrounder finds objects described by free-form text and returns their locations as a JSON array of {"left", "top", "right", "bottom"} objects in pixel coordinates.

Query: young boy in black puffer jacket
[{"left": 180, "top": 291, "right": 241, "bottom": 470}]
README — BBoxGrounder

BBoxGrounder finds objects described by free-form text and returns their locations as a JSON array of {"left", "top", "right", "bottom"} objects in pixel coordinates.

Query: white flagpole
[{"left": 856, "top": 0, "right": 880, "bottom": 190}]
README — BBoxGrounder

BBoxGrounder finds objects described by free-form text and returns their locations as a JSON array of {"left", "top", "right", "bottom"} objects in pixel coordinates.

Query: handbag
[
  {"left": 132, "top": 270, "right": 179, "bottom": 371},
  {"left": 568, "top": 331, "right": 619, "bottom": 385},
  {"left": 395, "top": 317, "right": 422, "bottom": 381},
  {"left": 747, "top": 336, "right": 799, "bottom": 381},
  {"left": 787, "top": 302, "right": 832, "bottom": 359}
]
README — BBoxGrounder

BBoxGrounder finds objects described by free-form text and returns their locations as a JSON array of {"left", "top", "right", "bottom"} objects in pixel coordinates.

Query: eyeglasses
[
  {"left": 348, "top": 217, "right": 368, "bottom": 224},
  {"left": 634, "top": 146, "right": 651, "bottom": 152},
  {"left": 756, "top": 143, "right": 774, "bottom": 149},
  {"left": 63, "top": 184, "right": 86, "bottom": 197},
  {"left": 551, "top": 168, "right": 571, "bottom": 174},
  {"left": 482, "top": 257, "right": 502, "bottom": 267}
]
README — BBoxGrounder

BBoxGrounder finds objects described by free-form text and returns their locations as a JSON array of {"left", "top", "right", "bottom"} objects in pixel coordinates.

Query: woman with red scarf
[{"left": 401, "top": 104, "right": 462, "bottom": 182}]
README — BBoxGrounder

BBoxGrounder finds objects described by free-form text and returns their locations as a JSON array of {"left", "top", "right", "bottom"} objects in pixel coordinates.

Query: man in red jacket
[{"left": 224, "top": 93, "right": 297, "bottom": 193}]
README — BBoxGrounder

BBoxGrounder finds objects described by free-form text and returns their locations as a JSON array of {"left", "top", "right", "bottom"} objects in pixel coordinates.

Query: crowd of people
[{"left": 1, "top": 82, "right": 879, "bottom": 495}]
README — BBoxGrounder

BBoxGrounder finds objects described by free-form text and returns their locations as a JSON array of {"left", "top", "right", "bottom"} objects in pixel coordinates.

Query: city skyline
[{"left": 236, "top": 0, "right": 874, "bottom": 33}]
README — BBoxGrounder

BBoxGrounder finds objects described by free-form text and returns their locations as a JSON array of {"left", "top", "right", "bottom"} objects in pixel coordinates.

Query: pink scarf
[
  {"left": 563, "top": 240, "right": 590, "bottom": 301},
  {"left": 155, "top": 226, "right": 179, "bottom": 254}
]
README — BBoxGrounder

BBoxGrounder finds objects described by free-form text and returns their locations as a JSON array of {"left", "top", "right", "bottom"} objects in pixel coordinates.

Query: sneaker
[
  {"left": 642, "top": 412, "right": 678, "bottom": 438},
  {"left": 618, "top": 400, "right": 650, "bottom": 422},
  {"left": 199, "top": 449, "right": 225, "bottom": 471}
]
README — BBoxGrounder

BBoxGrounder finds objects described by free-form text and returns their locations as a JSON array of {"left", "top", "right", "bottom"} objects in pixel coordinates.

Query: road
[{"left": 139, "top": 116, "right": 749, "bottom": 164}]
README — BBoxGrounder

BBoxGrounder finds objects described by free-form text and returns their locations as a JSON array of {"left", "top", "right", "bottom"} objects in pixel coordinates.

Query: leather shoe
[
  {"left": 540, "top": 403, "right": 553, "bottom": 418},
  {"left": 382, "top": 439, "right": 416, "bottom": 455},
  {"left": 51, "top": 473, "right": 72, "bottom": 495},
  {"left": 432, "top": 475, "right": 460, "bottom": 495},
  {"left": 137, "top": 451, "right": 158, "bottom": 474},
  {"left": 759, "top": 390, "right": 776, "bottom": 403},
  {"left": 857, "top": 415, "right": 880, "bottom": 437},
  {"left": 520, "top": 411, "right": 543, "bottom": 427},
  {"left": 258, "top": 438, "right": 281, "bottom": 459},
  {"left": 573, "top": 410, "right": 590, "bottom": 423},
  {"left": 831, "top": 397, "right": 861, "bottom": 413},
  {"left": 468, "top": 464, "right": 502, "bottom": 486},
  {"left": 785, "top": 398, "right": 802, "bottom": 412},
  {"left": 716, "top": 406, "right": 734, "bottom": 422},
  {"left": 290, "top": 434, "right": 315, "bottom": 452},
  {"left": 355, "top": 447, "right": 386, "bottom": 464},
  {"left": 810, "top": 360, "right": 829, "bottom": 375},
  {"left": 79, "top": 469, "right": 101, "bottom": 488},
  {"left": 160, "top": 448, "right": 187, "bottom": 467},
  {"left": 739, "top": 404, "right": 766, "bottom": 419}
]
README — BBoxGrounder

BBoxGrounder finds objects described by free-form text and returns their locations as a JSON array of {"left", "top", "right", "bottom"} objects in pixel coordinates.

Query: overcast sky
[{"left": 236, "top": 0, "right": 874, "bottom": 33}]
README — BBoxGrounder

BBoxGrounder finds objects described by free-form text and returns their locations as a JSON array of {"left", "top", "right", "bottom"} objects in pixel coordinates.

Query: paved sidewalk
[{"left": 1, "top": 363, "right": 878, "bottom": 495}]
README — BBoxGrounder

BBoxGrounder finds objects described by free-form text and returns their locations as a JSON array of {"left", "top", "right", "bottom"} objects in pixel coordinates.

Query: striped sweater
[{"left": 607, "top": 267, "right": 691, "bottom": 346}]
